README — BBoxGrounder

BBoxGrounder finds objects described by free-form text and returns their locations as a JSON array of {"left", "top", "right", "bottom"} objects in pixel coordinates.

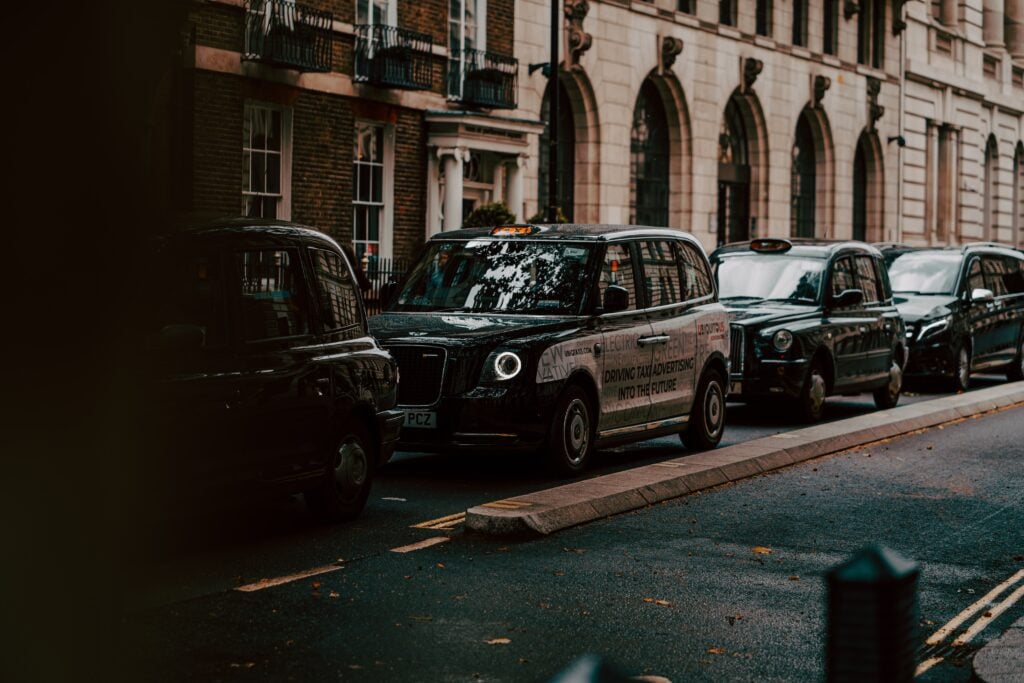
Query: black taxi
[
  {"left": 140, "top": 220, "right": 402, "bottom": 522},
  {"left": 369, "top": 224, "right": 731, "bottom": 475},
  {"left": 880, "top": 242, "right": 1024, "bottom": 390},
  {"left": 710, "top": 238, "right": 906, "bottom": 422}
]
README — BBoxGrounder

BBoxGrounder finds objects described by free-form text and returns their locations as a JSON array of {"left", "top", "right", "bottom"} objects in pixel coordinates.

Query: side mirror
[
  {"left": 379, "top": 280, "right": 398, "bottom": 310},
  {"left": 602, "top": 285, "right": 629, "bottom": 314},
  {"left": 151, "top": 324, "right": 205, "bottom": 351},
  {"left": 971, "top": 287, "right": 995, "bottom": 303},
  {"left": 831, "top": 288, "right": 864, "bottom": 309}
]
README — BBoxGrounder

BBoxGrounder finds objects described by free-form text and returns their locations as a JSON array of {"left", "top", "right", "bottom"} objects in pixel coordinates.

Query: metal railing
[
  {"left": 446, "top": 48, "right": 518, "bottom": 109},
  {"left": 354, "top": 25, "right": 433, "bottom": 90},
  {"left": 360, "top": 256, "right": 407, "bottom": 316},
  {"left": 243, "top": 0, "right": 332, "bottom": 73}
]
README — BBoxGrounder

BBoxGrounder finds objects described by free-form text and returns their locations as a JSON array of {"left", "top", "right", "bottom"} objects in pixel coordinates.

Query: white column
[
  {"left": 1008, "top": 0, "right": 1024, "bottom": 59},
  {"left": 985, "top": 0, "right": 1006, "bottom": 47},
  {"left": 440, "top": 147, "right": 466, "bottom": 231},
  {"left": 426, "top": 150, "right": 441, "bottom": 238},
  {"left": 506, "top": 155, "right": 526, "bottom": 222}
]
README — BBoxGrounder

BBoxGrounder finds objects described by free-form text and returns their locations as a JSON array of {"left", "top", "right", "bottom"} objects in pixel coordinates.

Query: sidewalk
[{"left": 973, "top": 615, "right": 1024, "bottom": 683}]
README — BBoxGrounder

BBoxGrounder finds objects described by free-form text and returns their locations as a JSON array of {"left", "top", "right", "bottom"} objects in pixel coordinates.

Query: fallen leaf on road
[
  {"left": 329, "top": 591, "right": 340, "bottom": 599},
  {"left": 788, "top": 576, "right": 800, "bottom": 581},
  {"left": 563, "top": 547, "right": 587, "bottom": 554},
  {"left": 436, "top": 563, "right": 445, "bottom": 569},
  {"left": 553, "top": 570, "right": 565, "bottom": 577},
  {"left": 706, "top": 647, "right": 727, "bottom": 655},
  {"left": 410, "top": 615, "right": 433, "bottom": 621},
  {"left": 926, "top": 445, "right": 933, "bottom": 450},
  {"left": 642, "top": 598, "right": 672, "bottom": 607},
  {"left": 983, "top": 611, "right": 993, "bottom": 618},
  {"left": 312, "top": 581, "right": 321, "bottom": 590},
  {"left": 485, "top": 638, "right": 511, "bottom": 645},
  {"left": 752, "top": 546, "right": 773, "bottom": 555},
  {"left": 1013, "top": 555, "right": 1024, "bottom": 562}
]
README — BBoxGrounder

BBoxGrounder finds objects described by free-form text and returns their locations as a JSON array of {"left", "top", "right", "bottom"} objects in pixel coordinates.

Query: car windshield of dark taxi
[
  {"left": 886, "top": 252, "right": 960, "bottom": 295},
  {"left": 716, "top": 253, "right": 824, "bottom": 304},
  {"left": 390, "top": 239, "right": 594, "bottom": 315}
]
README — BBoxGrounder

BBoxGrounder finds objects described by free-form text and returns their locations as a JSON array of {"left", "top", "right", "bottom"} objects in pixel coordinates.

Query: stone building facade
[{"left": 516, "top": 0, "right": 1024, "bottom": 252}]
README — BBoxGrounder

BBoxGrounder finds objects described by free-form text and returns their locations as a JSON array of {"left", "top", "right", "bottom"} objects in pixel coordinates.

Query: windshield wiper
[{"left": 720, "top": 295, "right": 764, "bottom": 302}]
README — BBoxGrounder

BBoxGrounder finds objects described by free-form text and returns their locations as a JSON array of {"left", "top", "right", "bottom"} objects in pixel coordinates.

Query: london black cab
[
  {"left": 710, "top": 238, "right": 906, "bottom": 422},
  {"left": 880, "top": 242, "right": 1024, "bottom": 390},
  {"left": 142, "top": 219, "right": 402, "bottom": 522},
  {"left": 369, "top": 224, "right": 731, "bottom": 475}
]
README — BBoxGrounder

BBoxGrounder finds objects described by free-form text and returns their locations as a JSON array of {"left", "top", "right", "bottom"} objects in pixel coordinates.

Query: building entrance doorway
[{"left": 717, "top": 98, "right": 751, "bottom": 244}]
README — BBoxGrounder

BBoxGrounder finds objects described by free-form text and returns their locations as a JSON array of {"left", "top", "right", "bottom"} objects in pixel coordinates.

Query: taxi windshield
[
  {"left": 716, "top": 253, "right": 824, "bottom": 304},
  {"left": 390, "top": 239, "right": 595, "bottom": 315},
  {"left": 886, "top": 252, "right": 960, "bottom": 295}
]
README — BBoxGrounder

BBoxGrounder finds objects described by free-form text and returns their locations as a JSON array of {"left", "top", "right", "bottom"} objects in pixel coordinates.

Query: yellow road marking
[
  {"left": 481, "top": 500, "right": 533, "bottom": 509},
  {"left": 914, "top": 657, "right": 943, "bottom": 677},
  {"left": 235, "top": 564, "right": 342, "bottom": 592},
  {"left": 412, "top": 512, "right": 466, "bottom": 530},
  {"left": 926, "top": 569, "right": 1024, "bottom": 645},
  {"left": 391, "top": 537, "right": 451, "bottom": 553},
  {"left": 952, "top": 583, "right": 1024, "bottom": 646}
]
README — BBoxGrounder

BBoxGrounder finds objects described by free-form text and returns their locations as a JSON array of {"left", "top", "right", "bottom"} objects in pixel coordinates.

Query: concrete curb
[
  {"left": 465, "top": 383, "right": 1024, "bottom": 537},
  {"left": 973, "top": 615, "right": 1024, "bottom": 683}
]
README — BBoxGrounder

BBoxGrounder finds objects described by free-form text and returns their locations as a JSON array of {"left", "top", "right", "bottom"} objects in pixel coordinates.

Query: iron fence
[
  {"left": 354, "top": 25, "right": 433, "bottom": 90},
  {"left": 361, "top": 256, "right": 407, "bottom": 316},
  {"left": 243, "top": 0, "right": 332, "bottom": 73},
  {"left": 446, "top": 48, "right": 518, "bottom": 109}
]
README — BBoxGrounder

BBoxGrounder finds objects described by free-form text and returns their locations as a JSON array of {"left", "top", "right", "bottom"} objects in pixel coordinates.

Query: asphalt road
[{"left": 114, "top": 376, "right": 1023, "bottom": 681}]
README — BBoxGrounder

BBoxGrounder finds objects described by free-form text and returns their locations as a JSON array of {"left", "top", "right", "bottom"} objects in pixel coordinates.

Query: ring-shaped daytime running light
[{"left": 494, "top": 351, "right": 523, "bottom": 380}]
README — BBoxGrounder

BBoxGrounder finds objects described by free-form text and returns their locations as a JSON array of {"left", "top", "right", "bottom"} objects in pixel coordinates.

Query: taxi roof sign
[
  {"left": 490, "top": 225, "right": 538, "bottom": 236},
  {"left": 750, "top": 238, "right": 793, "bottom": 253}
]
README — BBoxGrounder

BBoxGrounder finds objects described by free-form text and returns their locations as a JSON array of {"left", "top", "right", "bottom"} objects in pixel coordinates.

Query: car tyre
[
  {"left": 1007, "top": 329, "right": 1024, "bottom": 382},
  {"left": 681, "top": 368, "right": 726, "bottom": 451},
  {"left": 547, "top": 385, "right": 594, "bottom": 477},
  {"left": 872, "top": 359, "right": 902, "bottom": 409},
  {"left": 948, "top": 340, "right": 971, "bottom": 393},
  {"left": 797, "top": 359, "right": 828, "bottom": 423},
  {"left": 305, "top": 423, "right": 374, "bottom": 523}
]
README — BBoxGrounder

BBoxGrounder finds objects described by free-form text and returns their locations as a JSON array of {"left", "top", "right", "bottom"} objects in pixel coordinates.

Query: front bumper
[
  {"left": 903, "top": 339, "right": 955, "bottom": 379},
  {"left": 376, "top": 408, "right": 405, "bottom": 465},
  {"left": 395, "top": 384, "right": 560, "bottom": 453},
  {"left": 730, "top": 358, "right": 809, "bottom": 400}
]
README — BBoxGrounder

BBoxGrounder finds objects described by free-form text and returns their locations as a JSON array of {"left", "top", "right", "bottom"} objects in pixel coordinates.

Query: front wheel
[
  {"left": 797, "top": 360, "right": 828, "bottom": 423},
  {"left": 948, "top": 340, "right": 971, "bottom": 392},
  {"left": 872, "top": 359, "right": 902, "bottom": 409},
  {"left": 305, "top": 424, "right": 374, "bottom": 523},
  {"left": 546, "top": 385, "right": 594, "bottom": 477},
  {"left": 681, "top": 368, "right": 726, "bottom": 451}
]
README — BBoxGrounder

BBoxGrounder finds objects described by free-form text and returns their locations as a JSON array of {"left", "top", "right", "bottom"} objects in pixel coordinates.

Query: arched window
[
  {"left": 984, "top": 135, "right": 999, "bottom": 241},
  {"left": 853, "top": 132, "right": 884, "bottom": 242},
  {"left": 1015, "top": 143, "right": 1024, "bottom": 248},
  {"left": 538, "top": 79, "right": 575, "bottom": 221},
  {"left": 630, "top": 80, "right": 669, "bottom": 227},
  {"left": 791, "top": 114, "right": 816, "bottom": 238},
  {"left": 718, "top": 98, "right": 750, "bottom": 244}
]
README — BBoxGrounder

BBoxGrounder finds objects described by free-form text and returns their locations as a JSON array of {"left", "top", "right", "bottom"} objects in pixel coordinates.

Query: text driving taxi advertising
[{"left": 369, "top": 224, "right": 731, "bottom": 475}]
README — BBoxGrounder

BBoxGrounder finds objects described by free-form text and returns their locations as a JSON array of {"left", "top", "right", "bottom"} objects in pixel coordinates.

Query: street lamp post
[{"left": 547, "top": 0, "right": 559, "bottom": 223}]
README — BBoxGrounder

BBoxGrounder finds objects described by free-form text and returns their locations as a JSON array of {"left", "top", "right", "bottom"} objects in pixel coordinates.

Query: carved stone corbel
[
  {"left": 742, "top": 57, "right": 763, "bottom": 93},
  {"left": 892, "top": 0, "right": 906, "bottom": 34},
  {"left": 813, "top": 74, "right": 831, "bottom": 109},
  {"left": 660, "top": 36, "right": 684, "bottom": 73},
  {"left": 564, "top": 0, "right": 593, "bottom": 66},
  {"left": 844, "top": 0, "right": 859, "bottom": 19},
  {"left": 866, "top": 77, "right": 884, "bottom": 130}
]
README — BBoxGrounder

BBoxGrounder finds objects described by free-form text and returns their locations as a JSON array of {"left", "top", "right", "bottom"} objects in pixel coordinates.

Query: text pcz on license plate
[{"left": 403, "top": 411, "right": 436, "bottom": 428}]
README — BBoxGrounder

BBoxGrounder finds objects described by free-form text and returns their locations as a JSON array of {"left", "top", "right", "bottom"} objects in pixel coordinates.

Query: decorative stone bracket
[
  {"left": 844, "top": 0, "right": 859, "bottom": 19},
  {"left": 660, "top": 36, "right": 684, "bottom": 73},
  {"left": 564, "top": 0, "right": 593, "bottom": 66},
  {"left": 742, "top": 57, "right": 763, "bottom": 93},
  {"left": 813, "top": 74, "right": 831, "bottom": 109},
  {"left": 866, "top": 77, "right": 885, "bottom": 131}
]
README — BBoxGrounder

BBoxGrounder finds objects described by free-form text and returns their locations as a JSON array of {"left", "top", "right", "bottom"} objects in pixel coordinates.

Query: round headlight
[
  {"left": 493, "top": 351, "right": 522, "bottom": 380},
  {"left": 773, "top": 330, "right": 794, "bottom": 352}
]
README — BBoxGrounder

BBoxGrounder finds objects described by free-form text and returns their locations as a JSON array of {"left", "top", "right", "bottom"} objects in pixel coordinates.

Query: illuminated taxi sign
[
  {"left": 750, "top": 238, "right": 793, "bottom": 253},
  {"left": 490, "top": 225, "right": 538, "bottom": 236}
]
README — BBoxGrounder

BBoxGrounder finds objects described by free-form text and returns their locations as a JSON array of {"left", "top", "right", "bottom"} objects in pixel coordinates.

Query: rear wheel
[
  {"left": 948, "top": 340, "right": 971, "bottom": 392},
  {"left": 797, "top": 359, "right": 828, "bottom": 423},
  {"left": 547, "top": 385, "right": 594, "bottom": 477},
  {"left": 872, "top": 359, "right": 902, "bottom": 409},
  {"left": 681, "top": 368, "right": 726, "bottom": 451},
  {"left": 1007, "top": 329, "right": 1024, "bottom": 382},
  {"left": 305, "top": 424, "right": 374, "bottom": 523}
]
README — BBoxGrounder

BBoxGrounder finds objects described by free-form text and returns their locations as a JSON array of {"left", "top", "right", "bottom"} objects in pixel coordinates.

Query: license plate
[{"left": 403, "top": 410, "right": 437, "bottom": 428}]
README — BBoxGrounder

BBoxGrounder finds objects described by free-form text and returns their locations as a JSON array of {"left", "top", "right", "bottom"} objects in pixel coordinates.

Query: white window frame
[
  {"left": 242, "top": 101, "right": 292, "bottom": 221},
  {"left": 356, "top": 0, "right": 396, "bottom": 27},
  {"left": 352, "top": 120, "right": 395, "bottom": 263},
  {"left": 449, "top": 0, "right": 487, "bottom": 98}
]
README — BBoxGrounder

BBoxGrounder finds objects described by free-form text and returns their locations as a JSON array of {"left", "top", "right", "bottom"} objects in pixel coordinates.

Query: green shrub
[
  {"left": 462, "top": 202, "right": 517, "bottom": 229},
  {"left": 527, "top": 206, "right": 569, "bottom": 224}
]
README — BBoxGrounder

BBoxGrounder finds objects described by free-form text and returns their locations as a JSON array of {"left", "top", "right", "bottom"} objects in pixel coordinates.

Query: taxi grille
[
  {"left": 730, "top": 324, "right": 745, "bottom": 375},
  {"left": 386, "top": 344, "right": 446, "bottom": 406}
]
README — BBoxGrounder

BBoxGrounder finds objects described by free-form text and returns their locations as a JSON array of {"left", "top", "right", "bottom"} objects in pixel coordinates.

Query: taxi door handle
[{"left": 638, "top": 335, "right": 670, "bottom": 347}]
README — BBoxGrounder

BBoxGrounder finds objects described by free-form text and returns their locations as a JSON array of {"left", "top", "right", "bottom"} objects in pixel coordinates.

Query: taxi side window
[
  {"left": 236, "top": 249, "right": 312, "bottom": 341},
  {"left": 1003, "top": 256, "right": 1024, "bottom": 294},
  {"left": 678, "top": 242, "right": 713, "bottom": 300},
  {"left": 599, "top": 242, "right": 638, "bottom": 311},
  {"left": 310, "top": 247, "right": 362, "bottom": 331},
  {"left": 854, "top": 256, "right": 881, "bottom": 304},
  {"left": 831, "top": 257, "right": 857, "bottom": 297},
  {"left": 982, "top": 256, "right": 1009, "bottom": 297},
  {"left": 640, "top": 240, "right": 683, "bottom": 307},
  {"left": 966, "top": 258, "right": 986, "bottom": 294}
]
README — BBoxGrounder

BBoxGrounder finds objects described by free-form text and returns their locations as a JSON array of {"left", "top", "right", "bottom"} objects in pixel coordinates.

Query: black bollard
[{"left": 826, "top": 545, "right": 921, "bottom": 682}]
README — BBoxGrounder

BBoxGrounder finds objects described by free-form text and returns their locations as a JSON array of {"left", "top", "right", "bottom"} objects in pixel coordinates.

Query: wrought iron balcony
[
  {"left": 243, "top": 0, "right": 332, "bottom": 73},
  {"left": 447, "top": 49, "right": 518, "bottom": 109},
  {"left": 354, "top": 25, "right": 433, "bottom": 90}
]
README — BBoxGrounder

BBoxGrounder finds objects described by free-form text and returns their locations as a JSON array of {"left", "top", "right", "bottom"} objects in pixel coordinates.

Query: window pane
[
  {"left": 368, "top": 206, "right": 380, "bottom": 241},
  {"left": 354, "top": 205, "right": 367, "bottom": 241},
  {"left": 242, "top": 150, "right": 252, "bottom": 192},
  {"left": 831, "top": 258, "right": 856, "bottom": 296},
  {"left": 599, "top": 243, "right": 638, "bottom": 311},
  {"left": 236, "top": 250, "right": 310, "bottom": 341},
  {"left": 266, "top": 152, "right": 281, "bottom": 194},
  {"left": 149, "top": 248, "right": 227, "bottom": 348},
  {"left": 251, "top": 152, "right": 267, "bottom": 193},
  {"left": 680, "top": 244, "right": 713, "bottom": 299},
  {"left": 312, "top": 248, "right": 361, "bottom": 330},
  {"left": 371, "top": 166, "right": 383, "bottom": 203},
  {"left": 855, "top": 256, "right": 880, "bottom": 303},
  {"left": 267, "top": 110, "right": 281, "bottom": 151},
  {"left": 358, "top": 164, "right": 372, "bottom": 202},
  {"left": 251, "top": 108, "right": 269, "bottom": 149},
  {"left": 641, "top": 241, "right": 683, "bottom": 306}
]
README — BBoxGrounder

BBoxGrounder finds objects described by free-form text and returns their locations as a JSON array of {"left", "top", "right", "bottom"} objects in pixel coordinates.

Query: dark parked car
[
  {"left": 711, "top": 238, "right": 906, "bottom": 422},
  {"left": 141, "top": 220, "right": 402, "bottom": 522},
  {"left": 879, "top": 242, "right": 1024, "bottom": 390},
  {"left": 370, "top": 224, "right": 731, "bottom": 475}
]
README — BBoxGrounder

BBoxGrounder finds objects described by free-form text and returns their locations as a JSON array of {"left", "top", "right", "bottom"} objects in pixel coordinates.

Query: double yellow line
[{"left": 916, "top": 568, "right": 1024, "bottom": 676}]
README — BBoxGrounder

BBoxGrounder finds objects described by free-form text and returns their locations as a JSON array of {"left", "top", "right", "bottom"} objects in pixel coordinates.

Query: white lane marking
[
  {"left": 235, "top": 564, "right": 342, "bottom": 592},
  {"left": 390, "top": 536, "right": 451, "bottom": 554},
  {"left": 381, "top": 497, "right": 407, "bottom": 502},
  {"left": 925, "top": 569, "right": 1024, "bottom": 645},
  {"left": 952, "top": 582, "right": 1024, "bottom": 646}
]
